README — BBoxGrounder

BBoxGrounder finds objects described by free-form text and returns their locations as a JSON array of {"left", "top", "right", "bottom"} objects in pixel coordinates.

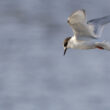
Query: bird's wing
[
  {"left": 68, "top": 9, "right": 86, "bottom": 24},
  {"left": 87, "top": 15, "right": 110, "bottom": 38},
  {"left": 68, "top": 9, "right": 96, "bottom": 40}
]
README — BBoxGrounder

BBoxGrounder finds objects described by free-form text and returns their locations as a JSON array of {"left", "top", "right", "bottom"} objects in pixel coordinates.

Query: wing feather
[
  {"left": 67, "top": 9, "right": 96, "bottom": 39},
  {"left": 68, "top": 10, "right": 110, "bottom": 39},
  {"left": 87, "top": 15, "right": 110, "bottom": 38},
  {"left": 68, "top": 9, "right": 86, "bottom": 24}
]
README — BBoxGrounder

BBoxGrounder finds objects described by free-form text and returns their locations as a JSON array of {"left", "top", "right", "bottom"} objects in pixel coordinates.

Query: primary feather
[{"left": 88, "top": 15, "right": 110, "bottom": 38}]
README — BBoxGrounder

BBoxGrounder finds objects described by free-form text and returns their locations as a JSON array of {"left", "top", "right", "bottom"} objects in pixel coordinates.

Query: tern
[{"left": 63, "top": 9, "right": 110, "bottom": 55}]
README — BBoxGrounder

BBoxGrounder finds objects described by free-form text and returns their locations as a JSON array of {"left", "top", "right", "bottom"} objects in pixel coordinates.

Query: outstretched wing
[
  {"left": 67, "top": 9, "right": 96, "bottom": 39},
  {"left": 87, "top": 15, "right": 110, "bottom": 38},
  {"left": 68, "top": 9, "right": 86, "bottom": 24}
]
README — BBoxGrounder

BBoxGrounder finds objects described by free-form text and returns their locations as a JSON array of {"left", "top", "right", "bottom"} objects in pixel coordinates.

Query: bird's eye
[{"left": 64, "top": 42, "right": 67, "bottom": 47}]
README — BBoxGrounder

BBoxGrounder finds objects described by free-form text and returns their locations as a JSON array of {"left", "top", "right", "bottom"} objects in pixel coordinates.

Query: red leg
[{"left": 96, "top": 46, "right": 104, "bottom": 50}]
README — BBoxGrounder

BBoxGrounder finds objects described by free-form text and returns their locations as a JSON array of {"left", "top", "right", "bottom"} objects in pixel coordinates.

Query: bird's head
[{"left": 63, "top": 37, "right": 71, "bottom": 55}]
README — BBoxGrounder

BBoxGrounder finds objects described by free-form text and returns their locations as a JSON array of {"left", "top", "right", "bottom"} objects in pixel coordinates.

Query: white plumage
[{"left": 63, "top": 9, "right": 110, "bottom": 55}]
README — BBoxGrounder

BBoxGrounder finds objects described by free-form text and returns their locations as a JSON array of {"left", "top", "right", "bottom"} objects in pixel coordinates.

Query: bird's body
[
  {"left": 63, "top": 9, "right": 110, "bottom": 55},
  {"left": 68, "top": 36, "right": 96, "bottom": 49}
]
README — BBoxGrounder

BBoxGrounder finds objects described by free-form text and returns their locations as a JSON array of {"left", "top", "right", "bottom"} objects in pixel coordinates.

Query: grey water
[{"left": 1, "top": 0, "right": 110, "bottom": 110}]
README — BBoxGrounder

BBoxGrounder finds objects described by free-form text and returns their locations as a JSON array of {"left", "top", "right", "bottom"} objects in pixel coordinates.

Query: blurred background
[{"left": 1, "top": 0, "right": 110, "bottom": 110}]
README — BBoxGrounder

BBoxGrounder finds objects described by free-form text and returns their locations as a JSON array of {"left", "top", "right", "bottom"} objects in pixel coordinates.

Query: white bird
[{"left": 63, "top": 9, "right": 110, "bottom": 55}]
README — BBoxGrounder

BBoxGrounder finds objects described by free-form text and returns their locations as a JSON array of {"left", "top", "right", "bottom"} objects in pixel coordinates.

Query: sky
[{"left": 1, "top": 0, "right": 110, "bottom": 110}]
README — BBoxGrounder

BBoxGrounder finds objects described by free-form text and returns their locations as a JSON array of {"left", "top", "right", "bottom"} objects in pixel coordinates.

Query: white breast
[{"left": 69, "top": 36, "right": 95, "bottom": 49}]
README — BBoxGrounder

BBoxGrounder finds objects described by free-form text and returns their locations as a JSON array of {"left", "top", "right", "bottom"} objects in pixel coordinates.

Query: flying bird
[{"left": 63, "top": 9, "right": 110, "bottom": 55}]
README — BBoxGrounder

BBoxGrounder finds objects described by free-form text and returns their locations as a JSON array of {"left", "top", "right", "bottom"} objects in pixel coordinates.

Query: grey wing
[
  {"left": 68, "top": 9, "right": 97, "bottom": 39},
  {"left": 87, "top": 15, "right": 110, "bottom": 38}
]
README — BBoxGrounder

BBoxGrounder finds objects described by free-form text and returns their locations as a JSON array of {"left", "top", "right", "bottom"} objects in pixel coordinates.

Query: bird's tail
[{"left": 95, "top": 41, "right": 110, "bottom": 50}]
